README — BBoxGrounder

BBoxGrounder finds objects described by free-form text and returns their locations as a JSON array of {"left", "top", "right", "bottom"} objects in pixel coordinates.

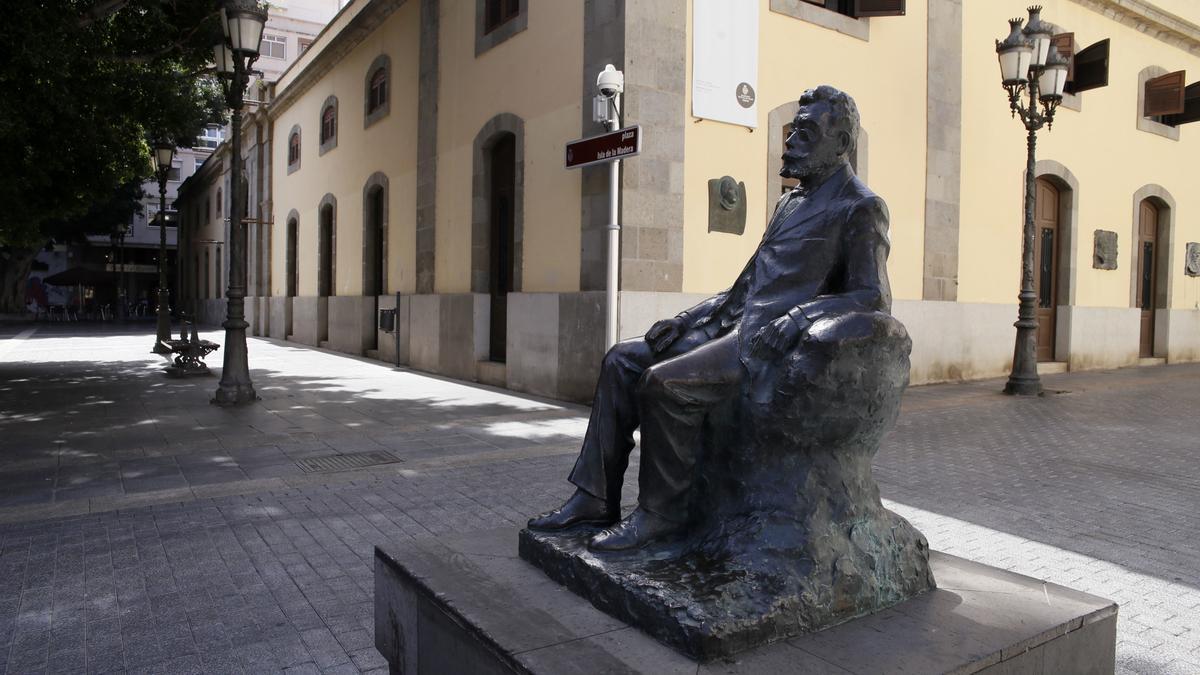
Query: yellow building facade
[{"left": 179, "top": 0, "right": 1200, "bottom": 402}]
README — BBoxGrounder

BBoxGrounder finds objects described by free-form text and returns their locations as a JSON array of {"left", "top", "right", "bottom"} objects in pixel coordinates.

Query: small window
[
  {"left": 485, "top": 0, "right": 520, "bottom": 33},
  {"left": 260, "top": 33, "right": 286, "bottom": 59},
  {"left": 298, "top": 38, "right": 313, "bottom": 54},
  {"left": 151, "top": 210, "right": 178, "bottom": 228},
  {"left": 1145, "top": 71, "right": 1186, "bottom": 118},
  {"left": 194, "top": 158, "right": 204, "bottom": 171},
  {"left": 319, "top": 98, "right": 339, "bottom": 154},
  {"left": 288, "top": 130, "right": 301, "bottom": 173},
  {"left": 167, "top": 163, "right": 181, "bottom": 182},
  {"left": 368, "top": 69, "right": 387, "bottom": 113},
  {"left": 321, "top": 106, "right": 336, "bottom": 144},
  {"left": 802, "top": 0, "right": 904, "bottom": 18},
  {"left": 196, "top": 125, "right": 223, "bottom": 149}
]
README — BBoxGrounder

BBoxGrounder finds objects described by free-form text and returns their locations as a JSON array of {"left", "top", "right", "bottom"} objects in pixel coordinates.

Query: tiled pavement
[{"left": 0, "top": 323, "right": 1197, "bottom": 673}]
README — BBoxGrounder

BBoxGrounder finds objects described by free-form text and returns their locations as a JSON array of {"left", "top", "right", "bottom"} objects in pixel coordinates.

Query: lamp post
[
  {"left": 151, "top": 141, "right": 176, "bottom": 353},
  {"left": 211, "top": 0, "right": 267, "bottom": 406},
  {"left": 995, "top": 5, "right": 1069, "bottom": 396},
  {"left": 116, "top": 227, "right": 127, "bottom": 320}
]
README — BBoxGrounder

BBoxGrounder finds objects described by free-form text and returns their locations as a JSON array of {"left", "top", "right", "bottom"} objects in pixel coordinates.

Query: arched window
[
  {"left": 364, "top": 54, "right": 391, "bottom": 127},
  {"left": 369, "top": 69, "right": 387, "bottom": 113},
  {"left": 319, "top": 96, "right": 338, "bottom": 154},
  {"left": 321, "top": 107, "right": 335, "bottom": 143},
  {"left": 287, "top": 126, "right": 302, "bottom": 173}
]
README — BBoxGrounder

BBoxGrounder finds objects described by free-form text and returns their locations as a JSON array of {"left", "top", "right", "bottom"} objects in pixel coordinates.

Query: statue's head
[{"left": 781, "top": 85, "right": 859, "bottom": 183}]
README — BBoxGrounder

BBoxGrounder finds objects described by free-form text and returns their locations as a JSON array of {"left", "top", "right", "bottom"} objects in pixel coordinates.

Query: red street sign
[{"left": 565, "top": 125, "right": 642, "bottom": 169}]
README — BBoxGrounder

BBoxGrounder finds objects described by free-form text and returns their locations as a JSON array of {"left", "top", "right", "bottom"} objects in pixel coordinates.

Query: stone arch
[
  {"left": 362, "top": 172, "right": 389, "bottom": 296},
  {"left": 1129, "top": 184, "right": 1176, "bottom": 311},
  {"left": 364, "top": 54, "right": 391, "bottom": 127},
  {"left": 766, "top": 100, "right": 868, "bottom": 220},
  {"left": 471, "top": 112, "right": 525, "bottom": 293},
  {"left": 319, "top": 95, "right": 338, "bottom": 155},
  {"left": 318, "top": 193, "right": 337, "bottom": 297}
]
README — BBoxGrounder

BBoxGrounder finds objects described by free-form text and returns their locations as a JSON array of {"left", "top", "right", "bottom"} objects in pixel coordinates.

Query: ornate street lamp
[
  {"left": 151, "top": 140, "right": 176, "bottom": 354},
  {"left": 211, "top": 0, "right": 267, "bottom": 406},
  {"left": 995, "top": 5, "right": 1069, "bottom": 396}
]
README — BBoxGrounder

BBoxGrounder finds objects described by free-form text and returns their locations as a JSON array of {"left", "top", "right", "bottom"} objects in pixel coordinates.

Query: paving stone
[{"left": 0, "top": 325, "right": 1197, "bottom": 673}]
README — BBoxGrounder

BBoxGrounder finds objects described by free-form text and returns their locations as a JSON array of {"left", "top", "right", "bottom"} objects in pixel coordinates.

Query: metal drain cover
[{"left": 296, "top": 450, "right": 401, "bottom": 473}]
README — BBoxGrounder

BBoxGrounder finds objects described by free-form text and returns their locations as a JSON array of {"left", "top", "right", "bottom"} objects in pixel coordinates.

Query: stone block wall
[
  {"left": 269, "top": 297, "right": 291, "bottom": 340},
  {"left": 291, "top": 297, "right": 328, "bottom": 347},
  {"left": 328, "top": 296, "right": 376, "bottom": 356}
]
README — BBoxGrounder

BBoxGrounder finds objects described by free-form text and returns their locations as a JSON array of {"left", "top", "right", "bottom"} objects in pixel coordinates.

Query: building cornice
[
  {"left": 1070, "top": 0, "right": 1200, "bottom": 56},
  {"left": 268, "top": 0, "right": 408, "bottom": 121}
]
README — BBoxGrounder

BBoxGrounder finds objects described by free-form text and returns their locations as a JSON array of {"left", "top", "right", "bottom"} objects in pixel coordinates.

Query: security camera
[{"left": 597, "top": 64, "right": 624, "bottom": 98}]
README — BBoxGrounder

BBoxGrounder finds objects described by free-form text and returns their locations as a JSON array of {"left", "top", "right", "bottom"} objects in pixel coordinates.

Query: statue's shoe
[
  {"left": 587, "top": 507, "right": 685, "bottom": 552},
  {"left": 527, "top": 489, "right": 618, "bottom": 531}
]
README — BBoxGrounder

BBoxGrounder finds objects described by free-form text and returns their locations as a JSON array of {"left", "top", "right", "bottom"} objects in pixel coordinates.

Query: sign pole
[
  {"left": 606, "top": 93, "right": 621, "bottom": 351},
  {"left": 563, "top": 84, "right": 639, "bottom": 351}
]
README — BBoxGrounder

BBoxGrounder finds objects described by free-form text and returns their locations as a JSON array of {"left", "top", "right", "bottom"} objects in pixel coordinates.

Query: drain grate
[{"left": 296, "top": 450, "right": 401, "bottom": 473}]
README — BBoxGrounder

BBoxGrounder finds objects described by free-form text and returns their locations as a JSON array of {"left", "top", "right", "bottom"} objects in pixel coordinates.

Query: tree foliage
[{"left": 0, "top": 0, "right": 227, "bottom": 249}]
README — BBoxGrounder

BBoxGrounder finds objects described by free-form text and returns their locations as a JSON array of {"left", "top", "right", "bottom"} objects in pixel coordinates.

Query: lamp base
[
  {"left": 1003, "top": 375, "right": 1042, "bottom": 396},
  {"left": 212, "top": 383, "right": 258, "bottom": 407}
]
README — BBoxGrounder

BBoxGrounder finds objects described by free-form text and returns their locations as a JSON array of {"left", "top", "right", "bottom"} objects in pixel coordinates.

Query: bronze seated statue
[{"left": 520, "top": 85, "right": 936, "bottom": 660}]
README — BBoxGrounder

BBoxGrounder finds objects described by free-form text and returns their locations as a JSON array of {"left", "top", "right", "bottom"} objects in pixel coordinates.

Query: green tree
[{"left": 0, "top": 0, "right": 227, "bottom": 312}]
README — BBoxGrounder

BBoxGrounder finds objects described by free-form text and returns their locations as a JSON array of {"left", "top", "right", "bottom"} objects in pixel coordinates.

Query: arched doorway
[
  {"left": 363, "top": 185, "right": 386, "bottom": 299},
  {"left": 487, "top": 134, "right": 516, "bottom": 363},
  {"left": 363, "top": 180, "right": 386, "bottom": 353},
  {"left": 1034, "top": 177, "right": 1060, "bottom": 362},
  {"left": 318, "top": 201, "right": 335, "bottom": 298},
  {"left": 286, "top": 216, "right": 298, "bottom": 298},
  {"left": 1137, "top": 199, "right": 1161, "bottom": 357}
]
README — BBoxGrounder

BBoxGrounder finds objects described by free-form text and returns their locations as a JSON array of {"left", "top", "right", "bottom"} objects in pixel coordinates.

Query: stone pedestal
[{"left": 374, "top": 528, "right": 1117, "bottom": 674}]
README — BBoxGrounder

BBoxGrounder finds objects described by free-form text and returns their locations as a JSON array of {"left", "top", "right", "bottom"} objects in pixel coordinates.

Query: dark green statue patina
[{"left": 521, "top": 85, "right": 935, "bottom": 661}]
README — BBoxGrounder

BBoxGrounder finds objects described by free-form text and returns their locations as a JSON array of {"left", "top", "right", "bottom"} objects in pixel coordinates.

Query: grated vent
[{"left": 296, "top": 450, "right": 401, "bottom": 473}]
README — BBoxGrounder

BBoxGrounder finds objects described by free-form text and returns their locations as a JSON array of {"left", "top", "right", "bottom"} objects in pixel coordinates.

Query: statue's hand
[
  {"left": 645, "top": 317, "right": 686, "bottom": 354},
  {"left": 750, "top": 315, "right": 803, "bottom": 359}
]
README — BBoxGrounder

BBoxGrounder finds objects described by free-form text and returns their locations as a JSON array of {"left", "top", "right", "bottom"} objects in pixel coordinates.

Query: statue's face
[{"left": 781, "top": 100, "right": 846, "bottom": 181}]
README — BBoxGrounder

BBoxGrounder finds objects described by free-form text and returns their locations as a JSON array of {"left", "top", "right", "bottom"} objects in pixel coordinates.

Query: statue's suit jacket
[{"left": 677, "top": 164, "right": 892, "bottom": 367}]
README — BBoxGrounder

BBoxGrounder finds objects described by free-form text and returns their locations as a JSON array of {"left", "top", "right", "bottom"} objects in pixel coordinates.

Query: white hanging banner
[{"left": 692, "top": 0, "right": 760, "bottom": 128}]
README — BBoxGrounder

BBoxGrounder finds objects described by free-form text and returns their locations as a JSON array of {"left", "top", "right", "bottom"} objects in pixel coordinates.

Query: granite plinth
[{"left": 373, "top": 527, "right": 1117, "bottom": 674}]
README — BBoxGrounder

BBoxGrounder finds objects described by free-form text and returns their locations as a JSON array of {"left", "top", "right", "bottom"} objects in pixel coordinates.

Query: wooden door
[
  {"left": 1137, "top": 200, "right": 1158, "bottom": 357},
  {"left": 1034, "top": 178, "right": 1059, "bottom": 362}
]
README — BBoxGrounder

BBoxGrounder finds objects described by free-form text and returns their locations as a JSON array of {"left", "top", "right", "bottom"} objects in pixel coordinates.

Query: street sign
[{"left": 565, "top": 125, "right": 642, "bottom": 169}]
